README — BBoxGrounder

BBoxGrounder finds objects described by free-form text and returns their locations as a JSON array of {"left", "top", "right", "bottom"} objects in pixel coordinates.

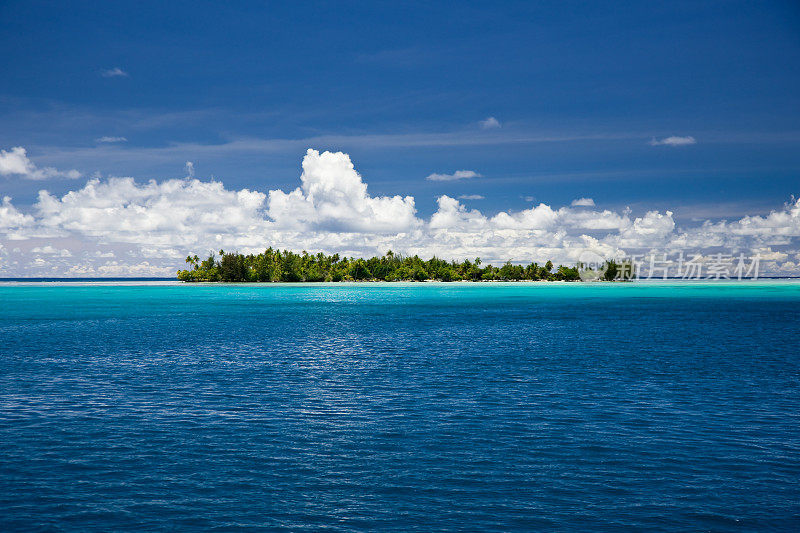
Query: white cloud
[
  {"left": 491, "top": 203, "right": 558, "bottom": 230},
  {"left": 0, "top": 147, "right": 30, "bottom": 176},
  {"left": 31, "top": 246, "right": 72, "bottom": 257},
  {"left": 480, "top": 117, "right": 501, "bottom": 129},
  {"left": 2, "top": 148, "right": 800, "bottom": 276},
  {"left": 0, "top": 196, "right": 34, "bottom": 229},
  {"left": 96, "top": 261, "right": 172, "bottom": 276},
  {"left": 268, "top": 149, "right": 418, "bottom": 233},
  {"left": 426, "top": 170, "right": 482, "bottom": 182},
  {"left": 34, "top": 176, "right": 268, "bottom": 246},
  {"left": 0, "top": 146, "right": 82, "bottom": 180},
  {"left": 649, "top": 135, "right": 696, "bottom": 146},
  {"left": 458, "top": 194, "right": 485, "bottom": 200},
  {"left": 185, "top": 161, "right": 195, "bottom": 177},
  {"left": 96, "top": 136, "right": 127, "bottom": 143},
  {"left": 101, "top": 67, "right": 128, "bottom": 78},
  {"left": 429, "top": 195, "right": 487, "bottom": 231},
  {"left": 571, "top": 197, "right": 595, "bottom": 207}
]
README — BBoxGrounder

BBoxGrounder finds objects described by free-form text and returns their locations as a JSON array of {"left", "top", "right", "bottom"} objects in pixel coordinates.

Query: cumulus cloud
[
  {"left": 458, "top": 194, "right": 485, "bottom": 200},
  {"left": 571, "top": 197, "right": 595, "bottom": 207},
  {"left": 101, "top": 67, "right": 128, "bottom": 78},
  {"left": 649, "top": 135, "right": 696, "bottom": 146},
  {"left": 34, "top": 176, "right": 267, "bottom": 246},
  {"left": 268, "top": 149, "right": 418, "bottom": 233},
  {"left": 185, "top": 161, "right": 195, "bottom": 177},
  {"left": 0, "top": 146, "right": 82, "bottom": 180},
  {"left": 0, "top": 196, "right": 34, "bottom": 229},
  {"left": 426, "top": 170, "right": 482, "bottom": 182},
  {"left": 31, "top": 245, "right": 72, "bottom": 257},
  {"left": 1, "top": 148, "right": 800, "bottom": 276},
  {"left": 96, "top": 136, "right": 127, "bottom": 143},
  {"left": 480, "top": 116, "right": 501, "bottom": 129}
]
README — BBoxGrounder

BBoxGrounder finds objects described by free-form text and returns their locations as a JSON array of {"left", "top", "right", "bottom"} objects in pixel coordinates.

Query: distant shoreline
[
  {"left": 2, "top": 277, "right": 798, "bottom": 283},
  {"left": 176, "top": 249, "right": 631, "bottom": 283},
  {"left": 0, "top": 277, "right": 176, "bottom": 282}
]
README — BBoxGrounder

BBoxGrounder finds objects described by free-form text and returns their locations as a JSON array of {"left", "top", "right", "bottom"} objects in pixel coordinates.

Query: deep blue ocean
[{"left": 1, "top": 281, "right": 799, "bottom": 531}]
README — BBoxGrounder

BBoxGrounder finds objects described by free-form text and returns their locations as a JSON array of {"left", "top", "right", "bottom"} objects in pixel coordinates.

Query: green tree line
[{"left": 177, "top": 249, "right": 595, "bottom": 282}]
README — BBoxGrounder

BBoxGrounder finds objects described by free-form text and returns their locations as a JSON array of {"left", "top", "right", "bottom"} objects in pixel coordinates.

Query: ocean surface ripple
[{"left": 1, "top": 282, "right": 799, "bottom": 531}]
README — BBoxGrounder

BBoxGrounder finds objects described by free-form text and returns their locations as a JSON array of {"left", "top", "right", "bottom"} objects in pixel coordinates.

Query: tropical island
[{"left": 177, "top": 249, "right": 633, "bottom": 282}]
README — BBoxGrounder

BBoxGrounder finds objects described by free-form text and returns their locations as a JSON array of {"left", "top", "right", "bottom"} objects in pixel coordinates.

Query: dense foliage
[{"left": 176, "top": 249, "right": 588, "bottom": 282}]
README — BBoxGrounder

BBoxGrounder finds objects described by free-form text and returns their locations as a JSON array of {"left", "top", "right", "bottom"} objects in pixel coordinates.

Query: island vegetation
[{"left": 177, "top": 249, "right": 634, "bottom": 282}]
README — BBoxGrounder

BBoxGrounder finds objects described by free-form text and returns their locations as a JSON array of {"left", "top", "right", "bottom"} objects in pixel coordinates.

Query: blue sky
[
  {"left": 1, "top": 1, "right": 800, "bottom": 276},
  {"left": 2, "top": 0, "right": 799, "bottom": 217}
]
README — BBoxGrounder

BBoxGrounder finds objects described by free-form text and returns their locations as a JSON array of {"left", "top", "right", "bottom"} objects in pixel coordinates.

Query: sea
[{"left": 1, "top": 281, "right": 799, "bottom": 531}]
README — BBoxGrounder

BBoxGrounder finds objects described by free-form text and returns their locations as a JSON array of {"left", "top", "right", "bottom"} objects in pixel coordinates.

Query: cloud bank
[{"left": 1, "top": 148, "right": 799, "bottom": 277}]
